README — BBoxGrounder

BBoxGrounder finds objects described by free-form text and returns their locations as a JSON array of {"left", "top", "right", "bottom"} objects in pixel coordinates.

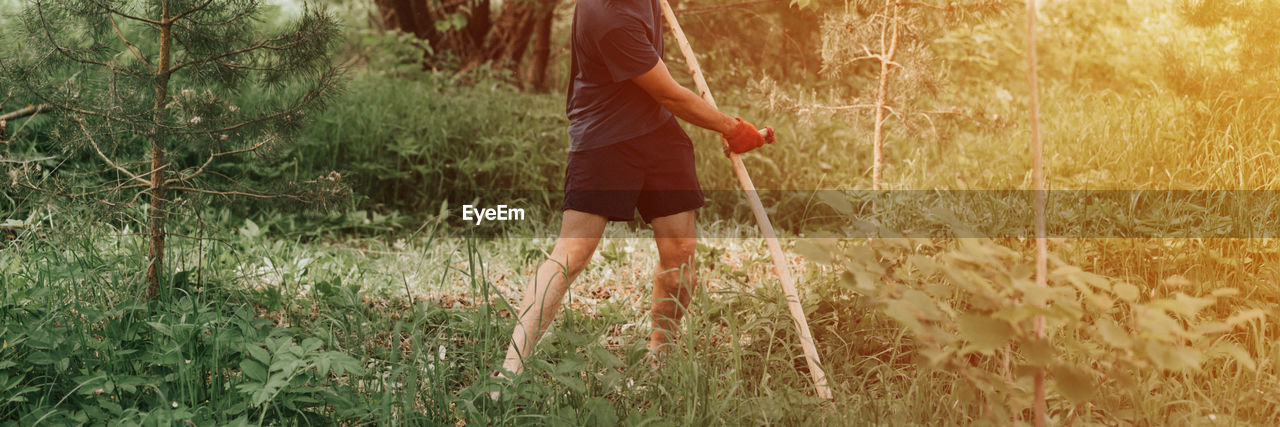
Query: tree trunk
[
  {"left": 469, "top": 0, "right": 492, "bottom": 48},
  {"left": 392, "top": 0, "right": 421, "bottom": 37},
  {"left": 146, "top": 4, "right": 175, "bottom": 298},
  {"left": 871, "top": 2, "right": 898, "bottom": 192},
  {"left": 370, "top": 0, "right": 395, "bottom": 32},
  {"left": 482, "top": 6, "right": 537, "bottom": 69},
  {"left": 526, "top": 9, "right": 554, "bottom": 91},
  {"left": 406, "top": 0, "right": 435, "bottom": 41},
  {"left": 504, "top": 12, "right": 537, "bottom": 71}
]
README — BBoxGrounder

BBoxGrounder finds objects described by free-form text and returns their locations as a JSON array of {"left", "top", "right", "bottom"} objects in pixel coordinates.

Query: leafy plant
[{"left": 801, "top": 205, "right": 1268, "bottom": 422}]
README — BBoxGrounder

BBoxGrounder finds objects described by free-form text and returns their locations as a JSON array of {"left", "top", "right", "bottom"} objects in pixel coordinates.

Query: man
[{"left": 496, "top": 0, "right": 771, "bottom": 380}]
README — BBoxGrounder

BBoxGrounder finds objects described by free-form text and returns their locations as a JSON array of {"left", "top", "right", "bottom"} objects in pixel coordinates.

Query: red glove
[{"left": 721, "top": 118, "right": 772, "bottom": 155}]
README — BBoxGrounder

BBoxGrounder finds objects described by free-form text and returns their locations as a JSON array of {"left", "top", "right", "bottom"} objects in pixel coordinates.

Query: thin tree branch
[
  {"left": 0, "top": 156, "right": 56, "bottom": 164},
  {"left": 35, "top": 1, "right": 113, "bottom": 69},
  {"left": 169, "top": 186, "right": 310, "bottom": 202},
  {"left": 169, "top": 31, "right": 317, "bottom": 74},
  {"left": 82, "top": 0, "right": 162, "bottom": 25},
  {"left": 14, "top": 178, "right": 150, "bottom": 199},
  {"left": 109, "top": 14, "right": 153, "bottom": 72},
  {"left": 169, "top": 134, "right": 277, "bottom": 185},
  {"left": 166, "top": 0, "right": 217, "bottom": 24},
  {"left": 799, "top": 103, "right": 879, "bottom": 111},
  {"left": 74, "top": 115, "right": 152, "bottom": 186},
  {"left": 676, "top": 0, "right": 772, "bottom": 15},
  {"left": 896, "top": 0, "right": 949, "bottom": 11},
  {"left": 0, "top": 104, "right": 52, "bottom": 121},
  {"left": 169, "top": 68, "right": 339, "bottom": 136}
]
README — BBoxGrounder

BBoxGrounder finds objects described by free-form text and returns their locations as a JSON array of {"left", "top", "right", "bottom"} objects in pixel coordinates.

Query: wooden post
[{"left": 658, "top": 0, "right": 833, "bottom": 400}]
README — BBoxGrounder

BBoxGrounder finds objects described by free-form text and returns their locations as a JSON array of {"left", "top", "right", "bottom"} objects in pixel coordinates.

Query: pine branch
[
  {"left": 167, "top": 0, "right": 218, "bottom": 24},
  {"left": 676, "top": 0, "right": 772, "bottom": 16},
  {"left": 896, "top": 0, "right": 948, "bottom": 11},
  {"left": 168, "top": 67, "right": 340, "bottom": 136},
  {"left": 109, "top": 14, "right": 153, "bottom": 72},
  {"left": 75, "top": 114, "right": 152, "bottom": 186},
  {"left": 81, "top": 0, "right": 162, "bottom": 25},
  {"left": 0, "top": 104, "right": 51, "bottom": 121},
  {"left": 169, "top": 134, "right": 278, "bottom": 185},
  {"left": 0, "top": 156, "right": 56, "bottom": 164},
  {"left": 169, "top": 28, "right": 325, "bottom": 74},
  {"left": 792, "top": 103, "right": 904, "bottom": 121},
  {"left": 34, "top": 1, "right": 113, "bottom": 69},
  {"left": 169, "top": 186, "right": 311, "bottom": 202}
]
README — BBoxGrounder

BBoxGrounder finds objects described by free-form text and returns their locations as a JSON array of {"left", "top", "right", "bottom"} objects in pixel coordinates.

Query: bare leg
[
  {"left": 500, "top": 210, "right": 608, "bottom": 375},
  {"left": 647, "top": 210, "right": 698, "bottom": 353}
]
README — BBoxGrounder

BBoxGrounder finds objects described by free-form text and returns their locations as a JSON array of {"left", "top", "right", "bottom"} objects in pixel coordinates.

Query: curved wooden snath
[
  {"left": 658, "top": 0, "right": 833, "bottom": 400},
  {"left": 1025, "top": 0, "right": 1048, "bottom": 425}
]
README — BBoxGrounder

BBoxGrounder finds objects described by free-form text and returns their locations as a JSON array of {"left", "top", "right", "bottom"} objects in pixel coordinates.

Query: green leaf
[
  {"left": 1050, "top": 364, "right": 1095, "bottom": 403},
  {"left": 246, "top": 345, "right": 271, "bottom": 364},
  {"left": 585, "top": 397, "right": 618, "bottom": 426},
  {"left": 255, "top": 373, "right": 291, "bottom": 405},
  {"left": 554, "top": 375, "right": 586, "bottom": 393},
  {"left": 327, "top": 353, "right": 364, "bottom": 376},
  {"left": 240, "top": 219, "right": 261, "bottom": 239},
  {"left": 146, "top": 322, "right": 173, "bottom": 338},
  {"left": 554, "top": 357, "right": 587, "bottom": 376},
  {"left": 588, "top": 347, "right": 623, "bottom": 369},
  {"left": 300, "top": 338, "right": 323, "bottom": 353},
  {"left": 240, "top": 359, "right": 267, "bottom": 382},
  {"left": 26, "top": 351, "right": 59, "bottom": 365},
  {"left": 958, "top": 314, "right": 1012, "bottom": 354},
  {"left": 315, "top": 356, "right": 330, "bottom": 378}
]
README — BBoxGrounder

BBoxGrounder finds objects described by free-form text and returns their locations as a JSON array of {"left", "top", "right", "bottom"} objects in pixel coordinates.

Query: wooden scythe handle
[{"left": 658, "top": 0, "right": 833, "bottom": 400}]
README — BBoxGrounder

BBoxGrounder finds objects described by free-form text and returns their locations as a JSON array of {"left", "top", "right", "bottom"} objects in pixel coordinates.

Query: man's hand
[{"left": 722, "top": 118, "right": 773, "bottom": 155}]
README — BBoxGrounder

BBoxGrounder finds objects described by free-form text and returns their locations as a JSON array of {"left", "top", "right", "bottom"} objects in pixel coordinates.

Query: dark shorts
[{"left": 563, "top": 118, "right": 705, "bottom": 223}]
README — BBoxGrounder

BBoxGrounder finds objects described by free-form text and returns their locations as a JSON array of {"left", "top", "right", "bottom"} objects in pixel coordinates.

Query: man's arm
[{"left": 631, "top": 59, "right": 737, "bottom": 134}]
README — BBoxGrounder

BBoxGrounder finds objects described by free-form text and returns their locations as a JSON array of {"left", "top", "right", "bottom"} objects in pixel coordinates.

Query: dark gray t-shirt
[{"left": 566, "top": 0, "right": 674, "bottom": 152}]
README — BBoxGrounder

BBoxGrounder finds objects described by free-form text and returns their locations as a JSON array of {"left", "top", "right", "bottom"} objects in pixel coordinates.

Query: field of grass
[{"left": 5, "top": 0, "right": 1280, "bottom": 425}]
